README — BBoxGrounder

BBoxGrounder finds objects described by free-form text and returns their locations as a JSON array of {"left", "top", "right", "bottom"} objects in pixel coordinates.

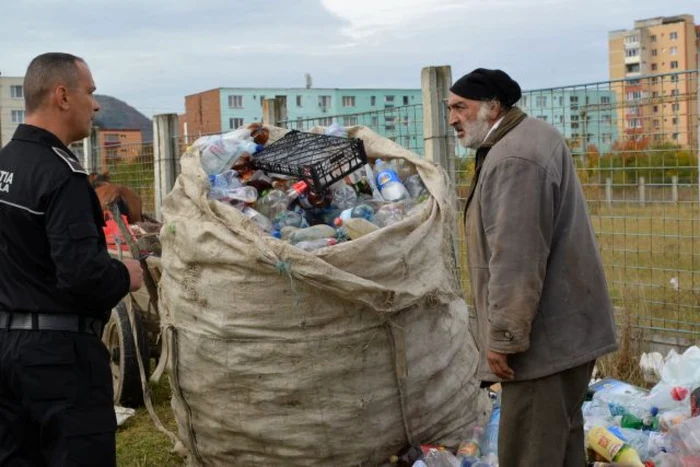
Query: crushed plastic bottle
[
  {"left": 423, "top": 448, "right": 460, "bottom": 467},
  {"left": 587, "top": 427, "right": 644, "bottom": 467},
  {"left": 331, "top": 184, "right": 359, "bottom": 210},
  {"left": 295, "top": 238, "right": 338, "bottom": 252},
  {"left": 289, "top": 225, "right": 337, "bottom": 245},
  {"left": 334, "top": 203, "right": 375, "bottom": 225},
  {"left": 209, "top": 183, "right": 259, "bottom": 204},
  {"left": 483, "top": 406, "right": 500, "bottom": 457},
  {"left": 404, "top": 174, "right": 428, "bottom": 200},
  {"left": 375, "top": 159, "right": 410, "bottom": 202},
  {"left": 457, "top": 426, "right": 484, "bottom": 460},
  {"left": 273, "top": 210, "right": 308, "bottom": 229},
  {"left": 375, "top": 204, "right": 406, "bottom": 228},
  {"left": 194, "top": 128, "right": 264, "bottom": 176},
  {"left": 239, "top": 206, "right": 272, "bottom": 232},
  {"left": 325, "top": 123, "right": 348, "bottom": 138},
  {"left": 336, "top": 217, "right": 379, "bottom": 240}
]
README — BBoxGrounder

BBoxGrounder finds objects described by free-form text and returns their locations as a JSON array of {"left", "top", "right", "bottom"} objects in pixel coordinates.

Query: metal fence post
[
  {"left": 421, "top": 66, "right": 452, "bottom": 169},
  {"left": 82, "top": 126, "right": 99, "bottom": 173},
  {"left": 153, "top": 113, "right": 180, "bottom": 221}
]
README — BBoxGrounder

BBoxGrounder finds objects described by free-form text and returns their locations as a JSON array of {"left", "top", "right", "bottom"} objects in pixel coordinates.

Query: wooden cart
[{"left": 105, "top": 205, "right": 163, "bottom": 407}]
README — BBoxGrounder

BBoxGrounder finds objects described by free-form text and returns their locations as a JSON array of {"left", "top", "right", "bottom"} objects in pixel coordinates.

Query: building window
[
  {"left": 296, "top": 96, "right": 303, "bottom": 107},
  {"left": 342, "top": 116, "right": 358, "bottom": 126},
  {"left": 558, "top": 115, "right": 564, "bottom": 124},
  {"left": 601, "top": 96, "right": 611, "bottom": 105},
  {"left": 626, "top": 91, "right": 642, "bottom": 101},
  {"left": 671, "top": 89, "right": 679, "bottom": 96},
  {"left": 296, "top": 117, "right": 303, "bottom": 130},
  {"left": 672, "top": 133, "right": 679, "bottom": 140},
  {"left": 403, "top": 116, "right": 409, "bottom": 127},
  {"left": 319, "top": 96, "right": 331, "bottom": 108},
  {"left": 651, "top": 64, "right": 658, "bottom": 71},
  {"left": 651, "top": 49, "right": 658, "bottom": 57},
  {"left": 602, "top": 114, "right": 612, "bottom": 125},
  {"left": 228, "top": 95, "right": 243, "bottom": 108},
  {"left": 520, "top": 96, "right": 528, "bottom": 106},
  {"left": 537, "top": 115, "right": 548, "bottom": 122},
  {"left": 342, "top": 96, "right": 356, "bottom": 107},
  {"left": 670, "top": 61, "right": 679, "bottom": 69},
  {"left": 626, "top": 64, "right": 640, "bottom": 73},
  {"left": 535, "top": 96, "right": 547, "bottom": 107},
  {"left": 653, "top": 119, "right": 660, "bottom": 128},
  {"left": 670, "top": 32, "right": 678, "bottom": 40},
  {"left": 672, "top": 117, "right": 678, "bottom": 125},
  {"left": 10, "top": 85, "right": 23, "bottom": 98},
  {"left": 319, "top": 117, "right": 333, "bottom": 126},
  {"left": 404, "top": 136, "right": 411, "bottom": 146},
  {"left": 625, "top": 35, "right": 639, "bottom": 44},
  {"left": 403, "top": 96, "right": 409, "bottom": 105},
  {"left": 650, "top": 35, "right": 657, "bottom": 42},
  {"left": 104, "top": 133, "right": 120, "bottom": 144},
  {"left": 626, "top": 119, "right": 642, "bottom": 129},
  {"left": 672, "top": 103, "right": 680, "bottom": 112},
  {"left": 371, "top": 116, "right": 379, "bottom": 128},
  {"left": 371, "top": 96, "right": 376, "bottom": 106},
  {"left": 653, "top": 105, "right": 659, "bottom": 113},
  {"left": 670, "top": 47, "right": 678, "bottom": 56},
  {"left": 671, "top": 75, "right": 679, "bottom": 83},
  {"left": 652, "top": 91, "right": 659, "bottom": 98},
  {"left": 10, "top": 110, "right": 24, "bottom": 123},
  {"left": 229, "top": 118, "right": 244, "bottom": 129},
  {"left": 625, "top": 48, "right": 639, "bottom": 58},
  {"left": 602, "top": 134, "right": 612, "bottom": 144},
  {"left": 385, "top": 95, "right": 395, "bottom": 103}
]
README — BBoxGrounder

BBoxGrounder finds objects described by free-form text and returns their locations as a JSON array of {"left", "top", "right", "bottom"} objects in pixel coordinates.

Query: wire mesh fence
[
  {"left": 449, "top": 70, "right": 700, "bottom": 349},
  {"left": 87, "top": 141, "right": 157, "bottom": 218}
]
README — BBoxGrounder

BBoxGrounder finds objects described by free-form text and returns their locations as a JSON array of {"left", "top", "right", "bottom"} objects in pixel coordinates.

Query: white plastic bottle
[{"left": 374, "top": 159, "right": 409, "bottom": 202}]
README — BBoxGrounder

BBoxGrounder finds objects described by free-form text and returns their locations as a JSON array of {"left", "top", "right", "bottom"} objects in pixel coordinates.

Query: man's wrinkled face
[{"left": 447, "top": 93, "right": 492, "bottom": 150}]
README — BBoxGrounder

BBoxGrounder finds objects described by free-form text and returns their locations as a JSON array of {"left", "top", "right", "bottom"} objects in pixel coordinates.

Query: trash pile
[
  {"left": 386, "top": 346, "right": 700, "bottom": 467},
  {"left": 191, "top": 123, "right": 429, "bottom": 251}
]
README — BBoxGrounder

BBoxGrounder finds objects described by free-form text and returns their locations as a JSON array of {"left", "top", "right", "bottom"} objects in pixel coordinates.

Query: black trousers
[
  {"left": 0, "top": 330, "right": 116, "bottom": 466},
  {"left": 498, "top": 360, "right": 596, "bottom": 467}
]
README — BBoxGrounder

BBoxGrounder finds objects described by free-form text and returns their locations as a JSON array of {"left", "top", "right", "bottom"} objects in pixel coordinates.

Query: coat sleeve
[
  {"left": 44, "top": 174, "right": 131, "bottom": 311},
  {"left": 480, "top": 156, "right": 556, "bottom": 354}
]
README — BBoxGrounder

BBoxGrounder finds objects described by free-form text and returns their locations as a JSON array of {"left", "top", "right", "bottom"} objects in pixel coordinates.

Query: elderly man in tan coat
[{"left": 449, "top": 68, "right": 619, "bottom": 466}]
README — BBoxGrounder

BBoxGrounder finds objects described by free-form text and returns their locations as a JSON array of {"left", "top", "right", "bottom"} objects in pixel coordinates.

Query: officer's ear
[{"left": 54, "top": 84, "right": 70, "bottom": 111}]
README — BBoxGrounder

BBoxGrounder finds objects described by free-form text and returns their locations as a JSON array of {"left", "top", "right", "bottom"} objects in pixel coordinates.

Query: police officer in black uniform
[{"left": 0, "top": 53, "right": 144, "bottom": 466}]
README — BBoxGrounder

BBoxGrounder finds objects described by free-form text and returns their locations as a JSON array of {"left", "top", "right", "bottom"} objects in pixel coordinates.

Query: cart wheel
[{"left": 102, "top": 301, "right": 150, "bottom": 407}]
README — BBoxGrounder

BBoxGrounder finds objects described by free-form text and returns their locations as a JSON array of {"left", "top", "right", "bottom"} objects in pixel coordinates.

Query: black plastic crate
[{"left": 250, "top": 130, "right": 368, "bottom": 193}]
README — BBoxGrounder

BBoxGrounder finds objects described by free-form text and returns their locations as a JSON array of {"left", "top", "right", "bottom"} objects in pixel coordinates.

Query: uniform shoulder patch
[{"left": 52, "top": 147, "right": 88, "bottom": 175}]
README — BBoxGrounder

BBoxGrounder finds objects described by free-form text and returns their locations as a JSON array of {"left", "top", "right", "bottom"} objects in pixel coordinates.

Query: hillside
[{"left": 94, "top": 94, "right": 153, "bottom": 142}]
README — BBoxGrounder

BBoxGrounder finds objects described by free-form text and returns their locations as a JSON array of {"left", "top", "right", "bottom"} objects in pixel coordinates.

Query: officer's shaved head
[{"left": 24, "top": 53, "right": 86, "bottom": 114}]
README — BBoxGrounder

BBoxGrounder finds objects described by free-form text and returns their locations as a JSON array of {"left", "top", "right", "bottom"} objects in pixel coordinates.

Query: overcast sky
[{"left": 1, "top": 0, "right": 699, "bottom": 117}]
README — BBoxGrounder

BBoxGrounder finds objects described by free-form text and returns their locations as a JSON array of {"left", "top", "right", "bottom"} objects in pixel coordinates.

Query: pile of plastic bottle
[
  {"left": 386, "top": 347, "right": 700, "bottom": 467},
  {"left": 192, "top": 124, "right": 429, "bottom": 251}
]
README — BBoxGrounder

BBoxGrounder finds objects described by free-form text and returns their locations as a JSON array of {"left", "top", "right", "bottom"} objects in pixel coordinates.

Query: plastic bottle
[
  {"left": 334, "top": 204, "right": 375, "bottom": 225},
  {"left": 482, "top": 407, "right": 501, "bottom": 456},
  {"left": 331, "top": 184, "right": 358, "bottom": 210},
  {"left": 255, "top": 181, "right": 311, "bottom": 219},
  {"left": 239, "top": 206, "right": 272, "bottom": 232},
  {"left": 280, "top": 226, "right": 300, "bottom": 241},
  {"left": 586, "top": 427, "right": 644, "bottom": 467},
  {"left": 325, "top": 123, "right": 348, "bottom": 137},
  {"left": 375, "top": 159, "right": 410, "bottom": 202},
  {"left": 336, "top": 218, "right": 379, "bottom": 240},
  {"left": 375, "top": 204, "right": 406, "bottom": 228},
  {"left": 404, "top": 174, "right": 428, "bottom": 200},
  {"left": 289, "top": 225, "right": 337, "bottom": 245},
  {"left": 294, "top": 238, "right": 338, "bottom": 252},
  {"left": 273, "top": 210, "right": 307, "bottom": 229},
  {"left": 422, "top": 448, "right": 460, "bottom": 467},
  {"left": 209, "top": 184, "right": 259, "bottom": 204},
  {"left": 457, "top": 427, "right": 484, "bottom": 460},
  {"left": 196, "top": 129, "right": 264, "bottom": 176},
  {"left": 210, "top": 170, "right": 243, "bottom": 190}
]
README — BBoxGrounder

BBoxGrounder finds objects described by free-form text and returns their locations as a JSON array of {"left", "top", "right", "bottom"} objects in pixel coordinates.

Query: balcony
[{"left": 624, "top": 54, "right": 641, "bottom": 65}]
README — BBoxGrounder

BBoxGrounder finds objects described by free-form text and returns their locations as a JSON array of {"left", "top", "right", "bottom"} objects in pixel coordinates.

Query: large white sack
[{"left": 158, "top": 125, "right": 491, "bottom": 466}]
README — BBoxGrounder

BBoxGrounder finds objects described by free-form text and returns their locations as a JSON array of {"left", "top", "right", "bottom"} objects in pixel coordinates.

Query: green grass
[{"left": 116, "top": 379, "right": 185, "bottom": 467}]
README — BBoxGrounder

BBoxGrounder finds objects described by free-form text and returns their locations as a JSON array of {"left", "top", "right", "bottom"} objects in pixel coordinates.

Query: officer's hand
[
  {"left": 123, "top": 259, "right": 144, "bottom": 292},
  {"left": 488, "top": 350, "right": 515, "bottom": 380}
]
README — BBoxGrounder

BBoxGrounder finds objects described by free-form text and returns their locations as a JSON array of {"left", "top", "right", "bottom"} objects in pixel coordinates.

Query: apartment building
[
  {"left": 0, "top": 76, "right": 26, "bottom": 146},
  {"left": 609, "top": 14, "right": 699, "bottom": 148}
]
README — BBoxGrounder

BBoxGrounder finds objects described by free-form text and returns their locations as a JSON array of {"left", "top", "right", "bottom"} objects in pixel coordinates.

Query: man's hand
[
  {"left": 488, "top": 350, "right": 515, "bottom": 380},
  {"left": 122, "top": 258, "right": 144, "bottom": 292}
]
